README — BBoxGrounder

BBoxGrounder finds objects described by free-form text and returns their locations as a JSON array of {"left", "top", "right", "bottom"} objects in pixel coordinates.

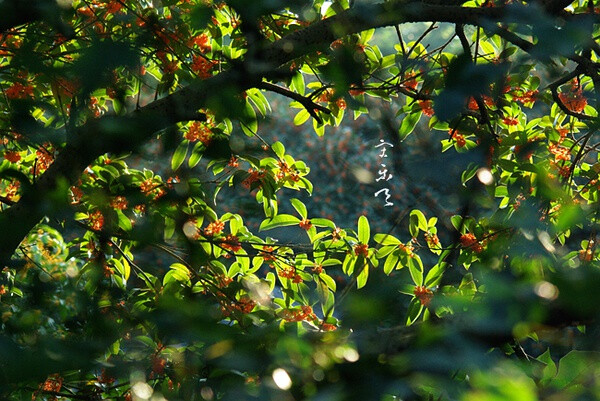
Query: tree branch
[{"left": 257, "top": 81, "right": 331, "bottom": 124}]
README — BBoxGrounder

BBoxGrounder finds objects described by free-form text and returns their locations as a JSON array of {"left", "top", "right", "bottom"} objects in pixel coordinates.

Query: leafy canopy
[{"left": 1, "top": 0, "right": 600, "bottom": 400}]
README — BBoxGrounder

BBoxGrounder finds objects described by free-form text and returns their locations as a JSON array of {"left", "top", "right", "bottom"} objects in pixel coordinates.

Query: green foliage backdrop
[{"left": 0, "top": 0, "right": 600, "bottom": 400}]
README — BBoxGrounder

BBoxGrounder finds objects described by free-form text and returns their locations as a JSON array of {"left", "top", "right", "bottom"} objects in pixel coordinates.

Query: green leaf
[
  {"left": 536, "top": 348, "right": 557, "bottom": 385},
  {"left": 553, "top": 350, "right": 596, "bottom": 389},
  {"left": 356, "top": 263, "right": 369, "bottom": 289},
  {"left": 424, "top": 262, "right": 445, "bottom": 287},
  {"left": 410, "top": 209, "right": 428, "bottom": 231},
  {"left": 171, "top": 140, "right": 189, "bottom": 171},
  {"left": 311, "top": 218, "right": 335, "bottom": 229},
  {"left": 290, "top": 198, "right": 307, "bottom": 219},
  {"left": 451, "top": 215, "right": 463, "bottom": 231},
  {"left": 399, "top": 111, "right": 422, "bottom": 141},
  {"left": 290, "top": 72, "right": 305, "bottom": 96},
  {"left": 406, "top": 297, "right": 423, "bottom": 325},
  {"left": 358, "top": 215, "right": 370, "bottom": 244},
  {"left": 374, "top": 233, "right": 400, "bottom": 245},
  {"left": 188, "top": 141, "right": 204, "bottom": 168},
  {"left": 383, "top": 253, "right": 399, "bottom": 275},
  {"left": 259, "top": 214, "right": 301, "bottom": 231},
  {"left": 319, "top": 273, "right": 337, "bottom": 292},
  {"left": 293, "top": 109, "right": 310, "bottom": 126},
  {"left": 342, "top": 254, "right": 356, "bottom": 275},
  {"left": 116, "top": 210, "right": 132, "bottom": 232},
  {"left": 408, "top": 256, "right": 423, "bottom": 286},
  {"left": 272, "top": 141, "right": 285, "bottom": 159}
]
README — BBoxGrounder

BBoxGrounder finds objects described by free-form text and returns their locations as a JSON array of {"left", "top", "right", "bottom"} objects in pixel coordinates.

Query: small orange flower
[
  {"left": 204, "top": 220, "right": 225, "bottom": 236},
  {"left": 3, "top": 151, "right": 20, "bottom": 163},
  {"left": 191, "top": 33, "right": 211, "bottom": 53},
  {"left": 321, "top": 322, "right": 337, "bottom": 331},
  {"left": 299, "top": 219, "right": 312, "bottom": 230},
  {"left": 260, "top": 245, "right": 277, "bottom": 262},
  {"left": 424, "top": 233, "right": 440, "bottom": 249},
  {"left": 449, "top": 130, "right": 466, "bottom": 148},
  {"left": 184, "top": 121, "right": 213, "bottom": 145},
  {"left": 5, "top": 82, "right": 33, "bottom": 99},
  {"left": 413, "top": 286, "right": 433, "bottom": 306},
  {"left": 228, "top": 156, "right": 239, "bottom": 168},
  {"left": 559, "top": 81, "right": 587, "bottom": 113},
  {"left": 41, "top": 374, "right": 63, "bottom": 392},
  {"left": 191, "top": 55, "right": 216, "bottom": 79},
  {"left": 89, "top": 210, "right": 104, "bottom": 231},
  {"left": 151, "top": 356, "right": 167, "bottom": 375},
  {"left": 221, "top": 234, "right": 242, "bottom": 253},
  {"left": 140, "top": 179, "right": 155, "bottom": 195},
  {"left": 460, "top": 233, "right": 483, "bottom": 253},
  {"left": 418, "top": 100, "right": 434, "bottom": 116},
  {"left": 354, "top": 243, "right": 369, "bottom": 257},
  {"left": 110, "top": 196, "right": 128, "bottom": 210}
]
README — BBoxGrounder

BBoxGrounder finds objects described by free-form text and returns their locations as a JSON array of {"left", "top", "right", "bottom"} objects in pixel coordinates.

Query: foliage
[{"left": 1, "top": 0, "right": 600, "bottom": 400}]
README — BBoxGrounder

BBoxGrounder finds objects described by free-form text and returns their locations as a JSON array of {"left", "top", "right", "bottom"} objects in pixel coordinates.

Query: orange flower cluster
[
  {"left": 190, "top": 33, "right": 211, "bottom": 53},
  {"left": 5, "top": 82, "right": 33, "bottom": 99},
  {"left": 184, "top": 121, "right": 213, "bottom": 145},
  {"left": 418, "top": 100, "right": 434, "bottom": 116},
  {"left": 221, "top": 234, "right": 242, "bottom": 253},
  {"left": 4, "top": 180, "right": 20, "bottom": 202},
  {"left": 3, "top": 151, "right": 20, "bottom": 163},
  {"left": 242, "top": 168, "right": 265, "bottom": 189},
  {"left": 413, "top": 286, "right": 433, "bottom": 306},
  {"left": 227, "top": 156, "right": 239, "bottom": 168},
  {"left": 222, "top": 295, "right": 256, "bottom": 316},
  {"left": 502, "top": 117, "right": 518, "bottom": 126},
  {"left": 166, "top": 175, "right": 180, "bottom": 189},
  {"left": 449, "top": 129, "right": 466, "bottom": 148},
  {"left": 35, "top": 147, "right": 54, "bottom": 174},
  {"left": 151, "top": 355, "right": 167, "bottom": 375},
  {"left": 558, "top": 83, "right": 587, "bottom": 113},
  {"left": 354, "top": 243, "right": 369, "bottom": 257},
  {"left": 467, "top": 95, "right": 494, "bottom": 111},
  {"left": 321, "top": 322, "right": 337, "bottom": 331},
  {"left": 299, "top": 218, "right": 312, "bottom": 230},
  {"left": 103, "top": 263, "right": 114, "bottom": 278},
  {"left": 460, "top": 233, "right": 483, "bottom": 253},
  {"left": 89, "top": 210, "right": 104, "bottom": 231},
  {"left": 311, "top": 264, "right": 323, "bottom": 274},
  {"left": 512, "top": 88, "right": 538, "bottom": 106},
  {"left": 282, "top": 305, "right": 316, "bottom": 322},
  {"left": 579, "top": 248, "right": 593, "bottom": 262},
  {"left": 139, "top": 178, "right": 155, "bottom": 194},
  {"left": 398, "top": 242, "right": 414, "bottom": 256},
  {"left": 279, "top": 266, "right": 303, "bottom": 283},
  {"left": 260, "top": 245, "right": 277, "bottom": 262},
  {"left": 549, "top": 143, "right": 571, "bottom": 162},
  {"left": 204, "top": 219, "right": 225, "bottom": 236},
  {"left": 275, "top": 161, "right": 300, "bottom": 184},
  {"left": 424, "top": 232, "right": 440, "bottom": 249},
  {"left": 191, "top": 55, "right": 216, "bottom": 79},
  {"left": 215, "top": 274, "right": 233, "bottom": 288},
  {"left": 41, "top": 374, "right": 63, "bottom": 392},
  {"left": 402, "top": 72, "right": 419, "bottom": 91},
  {"left": 110, "top": 196, "right": 128, "bottom": 210}
]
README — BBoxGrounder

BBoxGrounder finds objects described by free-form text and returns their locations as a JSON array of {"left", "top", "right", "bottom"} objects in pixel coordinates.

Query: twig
[{"left": 257, "top": 81, "right": 331, "bottom": 124}]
